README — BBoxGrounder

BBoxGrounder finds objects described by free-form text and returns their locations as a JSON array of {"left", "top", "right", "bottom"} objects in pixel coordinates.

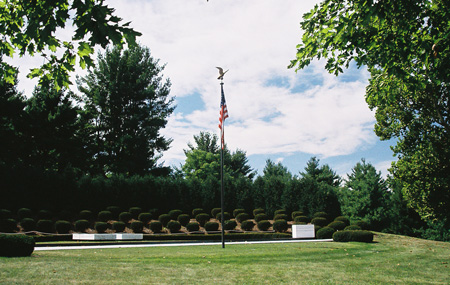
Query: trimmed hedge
[
  {"left": 192, "top": 208, "right": 205, "bottom": 217},
  {"left": 186, "top": 222, "right": 200, "bottom": 232},
  {"left": 94, "top": 222, "right": 108, "bottom": 233},
  {"left": 130, "top": 221, "right": 144, "bottom": 233},
  {"left": 37, "top": 219, "right": 54, "bottom": 233},
  {"left": 223, "top": 220, "right": 237, "bottom": 231},
  {"left": 233, "top": 209, "right": 245, "bottom": 218},
  {"left": 274, "top": 214, "right": 289, "bottom": 221},
  {"left": 150, "top": 221, "right": 163, "bottom": 233},
  {"left": 273, "top": 219, "right": 288, "bottom": 233},
  {"left": 79, "top": 210, "right": 93, "bottom": 220},
  {"left": 257, "top": 220, "right": 271, "bottom": 231},
  {"left": 195, "top": 213, "right": 210, "bottom": 227},
  {"left": 20, "top": 218, "right": 36, "bottom": 232},
  {"left": 253, "top": 208, "right": 265, "bottom": 217},
  {"left": 211, "top": 208, "right": 222, "bottom": 218},
  {"left": 0, "top": 234, "right": 35, "bottom": 257},
  {"left": 168, "top": 209, "right": 183, "bottom": 221},
  {"left": 313, "top": 212, "right": 328, "bottom": 219},
  {"left": 355, "top": 220, "right": 370, "bottom": 230},
  {"left": 167, "top": 221, "right": 181, "bottom": 233},
  {"left": 291, "top": 211, "right": 304, "bottom": 220},
  {"left": 106, "top": 206, "right": 121, "bottom": 219},
  {"left": 37, "top": 210, "right": 53, "bottom": 220},
  {"left": 241, "top": 220, "right": 255, "bottom": 231},
  {"left": 74, "top": 220, "right": 90, "bottom": 232},
  {"left": 0, "top": 219, "right": 18, "bottom": 233},
  {"left": 97, "top": 211, "right": 112, "bottom": 222},
  {"left": 235, "top": 213, "right": 250, "bottom": 223},
  {"left": 344, "top": 225, "right": 362, "bottom": 231},
  {"left": 334, "top": 216, "right": 350, "bottom": 227},
  {"left": 138, "top": 213, "right": 152, "bottom": 224},
  {"left": 119, "top": 212, "right": 132, "bottom": 223},
  {"left": 274, "top": 209, "right": 286, "bottom": 216},
  {"left": 158, "top": 214, "right": 171, "bottom": 227},
  {"left": 254, "top": 213, "right": 269, "bottom": 223},
  {"left": 112, "top": 221, "right": 126, "bottom": 232},
  {"left": 204, "top": 221, "right": 220, "bottom": 232},
  {"left": 332, "top": 230, "right": 374, "bottom": 243},
  {"left": 294, "top": 216, "right": 310, "bottom": 224},
  {"left": 129, "top": 207, "right": 143, "bottom": 219},
  {"left": 18, "top": 208, "right": 33, "bottom": 220},
  {"left": 327, "top": 221, "right": 346, "bottom": 231},
  {"left": 216, "top": 212, "right": 231, "bottom": 221},
  {"left": 316, "top": 227, "right": 335, "bottom": 239},
  {"left": 177, "top": 214, "right": 190, "bottom": 227},
  {"left": 55, "top": 220, "right": 72, "bottom": 234},
  {"left": 311, "top": 217, "right": 328, "bottom": 227}
]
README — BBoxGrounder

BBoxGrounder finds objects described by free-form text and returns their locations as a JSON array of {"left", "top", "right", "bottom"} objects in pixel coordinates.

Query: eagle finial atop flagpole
[{"left": 216, "top": 67, "right": 229, "bottom": 80}]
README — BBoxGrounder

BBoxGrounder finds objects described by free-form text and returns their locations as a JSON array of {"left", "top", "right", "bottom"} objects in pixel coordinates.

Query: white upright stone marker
[{"left": 292, "top": 224, "right": 315, "bottom": 239}]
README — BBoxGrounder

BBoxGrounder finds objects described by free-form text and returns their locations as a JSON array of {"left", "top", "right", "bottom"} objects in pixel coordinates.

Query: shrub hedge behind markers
[
  {"left": 334, "top": 216, "right": 350, "bottom": 227},
  {"left": 168, "top": 209, "right": 183, "bottom": 221},
  {"left": 97, "top": 211, "right": 112, "bottom": 222},
  {"left": 186, "top": 222, "right": 200, "bottom": 232},
  {"left": 235, "top": 212, "right": 250, "bottom": 223},
  {"left": 233, "top": 209, "right": 245, "bottom": 218},
  {"left": 119, "top": 212, "right": 132, "bottom": 223},
  {"left": 131, "top": 221, "right": 144, "bottom": 233},
  {"left": 167, "top": 221, "right": 181, "bottom": 233},
  {"left": 316, "top": 226, "right": 335, "bottom": 239},
  {"left": 294, "top": 216, "right": 310, "bottom": 224},
  {"left": 79, "top": 210, "right": 93, "bottom": 220},
  {"left": 204, "top": 221, "right": 220, "bottom": 232},
  {"left": 253, "top": 208, "right": 265, "bottom": 217},
  {"left": 327, "top": 221, "right": 346, "bottom": 231},
  {"left": 313, "top": 212, "right": 328, "bottom": 219},
  {"left": 106, "top": 206, "right": 121, "bottom": 219},
  {"left": 150, "top": 221, "right": 163, "bottom": 233},
  {"left": 0, "top": 219, "right": 18, "bottom": 233},
  {"left": 0, "top": 234, "right": 35, "bottom": 257},
  {"left": 112, "top": 221, "right": 126, "bottom": 232},
  {"left": 241, "top": 220, "right": 255, "bottom": 231},
  {"left": 95, "top": 222, "right": 108, "bottom": 233},
  {"left": 55, "top": 220, "right": 72, "bottom": 234},
  {"left": 74, "top": 220, "right": 90, "bottom": 232},
  {"left": 18, "top": 208, "right": 33, "bottom": 220},
  {"left": 138, "top": 213, "right": 152, "bottom": 224},
  {"left": 257, "top": 220, "right": 271, "bottom": 231},
  {"left": 211, "top": 208, "right": 221, "bottom": 218},
  {"left": 273, "top": 219, "right": 288, "bottom": 233},
  {"left": 291, "top": 211, "right": 304, "bottom": 220},
  {"left": 274, "top": 214, "right": 289, "bottom": 221},
  {"left": 223, "top": 220, "right": 237, "bottom": 231},
  {"left": 254, "top": 213, "right": 269, "bottom": 223},
  {"left": 311, "top": 217, "right": 328, "bottom": 227},
  {"left": 333, "top": 230, "right": 374, "bottom": 243},
  {"left": 177, "top": 214, "right": 190, "bottom": 227},
  {"left": 158, "top": 214, "right": 171, "bottom": 227},
  {"left": 216, "top": 212, "right": 231, "bottom": 221},
  {"left": 355, "top": 220, "right": 370, "bottom": 230},
  {"left": 37, "top": 219, "right": 53, "bottom": 233},
  {"left": 195, "top": 213, "right": 210, "bottom": 227},
  {"left": 344, "top": 225, "right": 361, "bottom": 231},
  {"left": 129, "top": 207, "right": 143, "bottom": 219},
  {"left": 20, "top": 218, "right": 36, "bottom": 232},
  {"left": 192, "top": 208, "right": 204, "bottom": 217}
]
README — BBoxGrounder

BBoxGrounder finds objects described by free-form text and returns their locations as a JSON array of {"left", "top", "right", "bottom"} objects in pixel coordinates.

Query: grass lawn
[{"left": 1, "top": 233, "right": 449, "bottom": 284}]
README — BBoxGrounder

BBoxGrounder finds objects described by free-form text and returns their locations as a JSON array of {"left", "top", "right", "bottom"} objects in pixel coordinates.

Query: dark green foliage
[
  {"left": 211, "top": 208, "right": 222, "bottom": 218},
  {"left": 253, "top": 208, "right": 265, "bottom": 217},
  {"left": 294, "top": 216, "right": 310, "bottom": 224},
  {"left": 313, "top": 212, "right": 328, "bottom": 219},
  {"left": 129, "top": 207, "right": 143, "bottom": 220},
  {"left": 79, "top": 210, "right": 93, "bottom": 220},
  {"left": 0, "top": 219, "right": 17, "bottom": 233},
  {"left": 158, "top": 214, "right": 171, "bottom": 227},
  {"left": 97, "top": 211, "right": 112, "bottom": 222},
  {"left": 316, "top": 227, "right": 335, "bottom": 239},
  {"left": 138, "top": 213, "right": 152, "bottom": 224},
  {"left": 192, "top": 208, "right": 205, "bottom": 217},
  {"left": 327, "top": 221, "right": 346, "bottom": 231},
  {"left": 274, "top": 214, "right": 289, "bottom": 221},
  {"left": 334, "top": 216, "right": 350, "bottom": 227},
  {"left": 168, "top": 209, "right": 183, "bottom": 221},
  {"left": 333, "top": 230, "right": 374, "bottom": 243},
  {"left": 186, "top": 222, "right": 200, "bottom": 232},
  {"left": 55, "top": 220, "right": 72, "bottom": 234},
  {"left": 223, "top": 220, "right": 237, "bottom": 231},
  {"left": 273, "top": 219, "right": 288, "bottom": 233},
  {"left": 291, "top": 211, "right": 304, "bottom": 220},
  {"left": 57, "top": 210, "right": 73, "bottom": 221},
  {"left": 235, "top": 213, "right": 250, "bottom": 223},
  {"left": 106, "top": 206, "right": 121, "bottom": 219},
  {"left": 94, "top": 222, "right": 108, "bottom": 233},
  {"left": 17, "top": 208, "right": 33, "bottom": 220},
  {"left": 0, "top": 234, "right": 35, "bottom": 257},
  {"left": 257, "top": 220, "right": 272, "bottom": 231},
  {"left": 74, "top": 220, "right": 90, "bottom": 232},
  {"left": 150, "top": 221, "right": 163, "bottom": 233},
  {"left": 216, "top": 212, "right": 231, "bottom": 221},
  {"left": 311, "top": 217, "right": 328, "bottom": 227},
  {"left": 195, "top": 213, "right": 210, "bottom": 227},
  {"left": 37, "top": 210, "right": 53, "bottom": 220},
  {"left": 112, "top": 221, "right": 126, "bottom": 233},
  {"left": 0, "top": 209, "right": 12, "bottom": 219},
  {"left": 241, "top": 220, "right": 255, "bottom": 231},
  {"left": 177, "top": 214, "right": 190, "bottom": 227},
  {"left": 166, "top": 220, "right": 181, "bottom": 233},
  {"left": 355, "top": 220, "right": 370, "bottom": 230},
  {"left": 119, "top": 212, "right": 132, "bottom": 223},
  {"left": 274, "top": 209, "right": 286, "bottom": 216},
  {"left": 254, "top": 213, "right": 269, "bottom": 223},
  {"left": 37, "top": 220, "right": 54, "bottom": 233},
  {"left": 233, "top": 209, "right": 245, "bottom": 218},
  {"left": 20, "top": 218, "right": 36, "bottom": 232},
  {"left": 130, "top": 221, "right": 144, "bottom": 233},
  {"left": 345, "top": 225, "right": 362, "bottom": 231},
  {"left": 204, "top": 221, "right": 220, "bottom": 232}
]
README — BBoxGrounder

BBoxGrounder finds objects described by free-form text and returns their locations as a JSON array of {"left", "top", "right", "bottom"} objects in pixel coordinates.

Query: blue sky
[{"left": 10, "top": 0, "right": 397, "bottom": 179}]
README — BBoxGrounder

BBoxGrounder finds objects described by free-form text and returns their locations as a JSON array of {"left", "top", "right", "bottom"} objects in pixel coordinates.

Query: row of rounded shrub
[{"left": 0, "top": 234, "right": 35, "bottom": 257}]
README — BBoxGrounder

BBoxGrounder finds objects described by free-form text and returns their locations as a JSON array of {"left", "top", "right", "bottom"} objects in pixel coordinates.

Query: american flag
[{"left": 219, "top": 85, "right": 228, "bottom": 148}]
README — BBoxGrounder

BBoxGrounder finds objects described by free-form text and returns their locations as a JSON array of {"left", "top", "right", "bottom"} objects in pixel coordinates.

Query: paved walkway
[{"left": 35, "top": 239, "right": 333, "bottom": 251}]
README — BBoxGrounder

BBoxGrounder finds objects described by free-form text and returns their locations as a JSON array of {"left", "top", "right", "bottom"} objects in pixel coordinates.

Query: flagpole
[{"left": 220, "top": 81, "right": 225, "bottom": 249}]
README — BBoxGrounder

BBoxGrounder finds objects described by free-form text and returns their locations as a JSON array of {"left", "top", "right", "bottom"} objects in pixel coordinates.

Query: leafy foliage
[{"left": 0, "top": 234, "right": 34, "bottom": 257}]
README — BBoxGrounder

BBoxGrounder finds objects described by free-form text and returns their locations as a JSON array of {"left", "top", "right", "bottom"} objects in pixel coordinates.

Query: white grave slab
[
  {"left": 72, "top": 233, "right": 143, "bottom": 241},
  {"left": 292, "top": 224, "right": 315, "bottom": 239}
]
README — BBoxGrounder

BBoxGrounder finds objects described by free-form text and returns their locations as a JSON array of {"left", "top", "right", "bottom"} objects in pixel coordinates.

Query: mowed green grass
[{"left": 1, "top": 233, "right": 449, "bottom": 284}]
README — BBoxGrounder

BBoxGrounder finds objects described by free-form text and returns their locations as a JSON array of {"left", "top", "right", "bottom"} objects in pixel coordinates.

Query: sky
[{"left": 9, "top": 0, "right": 397, "bottom": 180}]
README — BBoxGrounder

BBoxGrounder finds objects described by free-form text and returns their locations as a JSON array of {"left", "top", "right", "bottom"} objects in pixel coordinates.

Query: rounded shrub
[
  {"left": 195, "top": 213, "right": 210, "bottom": 227},
  {"left": 97, "top": 211, "right": 113, "bottom": 222},
  {"left": 74, "top": 220, "right": 90, "bottom": 232},
  {"left": 235, "top": 212, "right": 250, "bottom": 223},
  {"left": 313, "top": 212, "right": 328, "bottom": 219},
  {"left": 94, "top": 222, "right": 108, "bottom": 233},
  {"left": 0, "top": 234, "right": 35, "bottom": 257},
  {"left": 253, "top": 208, "right": 265, "bottom": 217},
  {"left": 17, "top": 208, "right": 33, "bottom": 220},
  {"left": 333, "top": 230, "right": 374, "bottom": 243},
  {"left": 254, "top": 213, "right": 269, "bottom": 223},
  {"left": 167, "top": 220, "right": 182, "bottom": 233},
  {"left": 186, "top": 222, "right": 200, "bottom": 232},
  {"left": 150, "top": 221, "right": 163, "bottom": 233},
  {"left": 204, "top": 221, "right": 220, "bottom": 232},
  {"left": 138, "top": 213, "right": 152, "bottom": 225},
  {"left": 37, "top": 219, "right": 54, "bottom": 233},
  {"left": 119, "top": 212, "right": 132, "bottom": 223},
  {"left": 216, "top": 212, "right": 231, "bottom": 221},
  {"left": 274, "top": 214, "right": 289, "bottom": 221},
  {"left": 327, "top": 221, "right": 346, "bottom": 231},
  {"left": 274, "top": 209, "right": 286, "bottom": 216},
  {"left": 345, "top": 225, "right": 362, "bottom": 231},
  {"left": 55, "top": 220, "right": 72, "bottom": 234},
  {"left": 0, "top": 209, "right": 12, "bottom": 219},
  {"left": 311, "top": 217, "right": 328, "bottom": 227},
  {"left": 294, "top": 216, "right": 310, "bottom": 224},
  {"left": 158, "top": 214, "right": 171, "bottom": 227},
  {"left": 58, "top": 210, "right": 73, "bottom": 221},
  {"left": 130, "top": 221, "right": 144, "bottom": 233},
  {"left": 233, "top": 209, "right": 245, "bottom": 218},
  {"left": 79, "top": 210, "right": 93, "bottom": 220},
  {"left": 192, "top": 208, "right": 205, "bottom": 217},
  {"left": 169, "top": 209, "right": 183, "bottom": 221},
  {"left": 355, "top": 220, "right": 370, "bottom": 230},
  {"left": 257, "top": 220, "right": 271, "bottom": 231},
  {"left": 20, "top": 218, "right": 36, "bottom": 232},
  {"left": 211, "top": 208, "right": 222, "bottom": 218},
  {"left": 241, "top": 220, "right": 255, "bottom": 231},
  {"left": 334, "top": 216, "right": 350, "bottom": 227},
  {"left": 129, "top": 207, "right": 143, "bottom": 219},
  {"left": 106, "top": 206, "right": 121, "bottom": 219},
  {"left": 316, "top": 227, "right": 335, "bottom": 239},
  {"left": 223, "top": 220, "right": 237, "bottom": 231},
  {"left": 291, "top": 211, "right": 304, "bottom": 220},
  {"left": 112, "top": 221, "right": 126, "bottom": 232},
  {"left": 0, "top": 219, "right": 18, "bottom": 233},
  {"left": 273, "top": 219, "right": 288, "bottom": 233},
  {"left": 37, "top": 210, "right": 53, "bottom": 220},
  {"left": 177, "top": 214, "right": 191, "bottom": 227}
]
